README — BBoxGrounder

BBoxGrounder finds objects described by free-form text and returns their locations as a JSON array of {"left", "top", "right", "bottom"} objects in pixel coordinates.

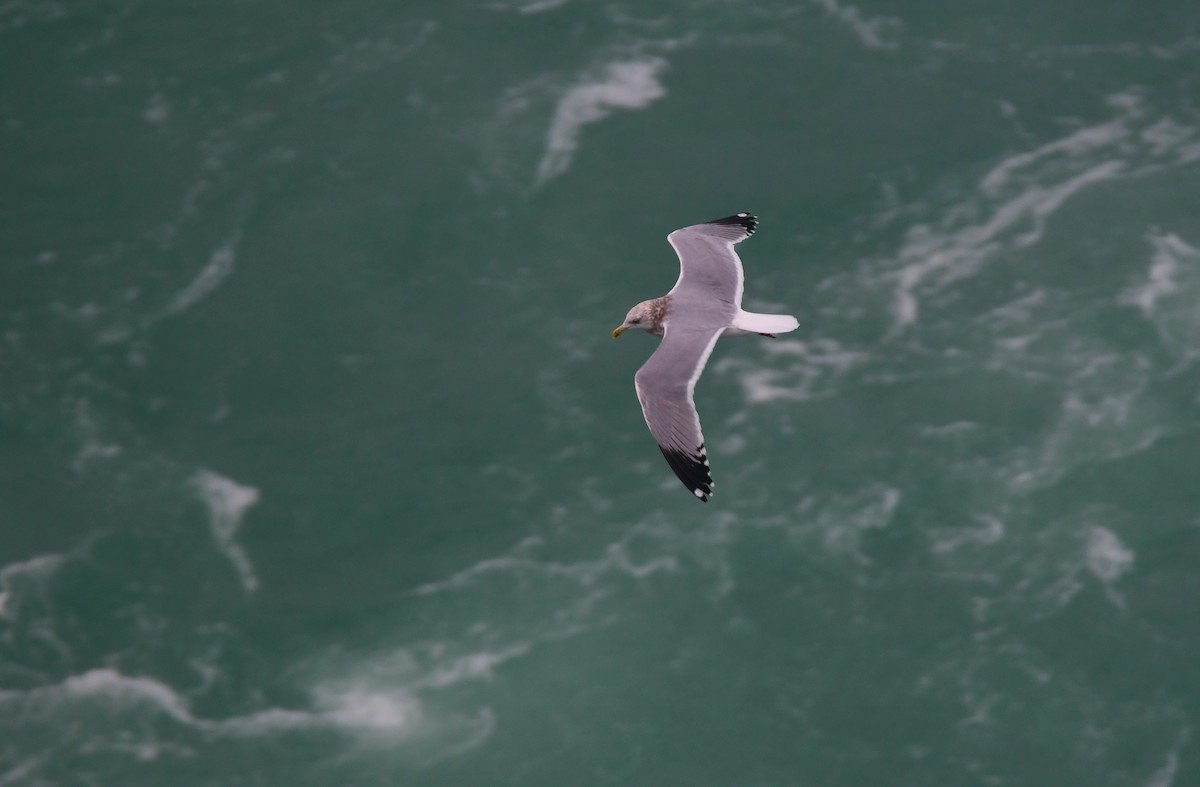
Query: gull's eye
[{"left": 630, "top": 318, "right": 641, "bottom": 324}]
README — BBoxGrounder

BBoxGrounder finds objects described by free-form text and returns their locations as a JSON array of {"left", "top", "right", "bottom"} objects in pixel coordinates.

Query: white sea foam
[
  {"left": 1121, "top": 232, "right": 1192, "bottom": 315},
  {"left": 70, "top": 398, "right": 122, "bottom": 471},
  {"left": 930, "top": 515, "right": 1005, "bottom": 555},
  {"left": 298, "top": 643, "right": 522, "bottom": 755},
  {"left": 0, "top": 666, "right": 421, "bottom": 742},
  {"left": 795, "top": 484, "right": 901, "bottom": 560},
  {"left": 412, "top": 540, "right": 673, "bottom": 598},
  {"left": 1007, "top": 348, "right": 1164, "bottom": 493},
  {"left": 162, "top": 239, "right": 239, "bottom": 317},
  {"left": 411, "top": 506, "right": 735, "bottom": 622},
  {"left": 1011, "top": 160, "right": 1126, "bottom": 247},
  {"left": 811, "top": 0, "right": 900, "bottom": 50},
  {"left": 0, "top": 668, "right": 193, "bottom": 723},
  {"left": 516, "top": 0, "right": 570, "bottom": 13},
  {"left": 0, "top": 754, "right": 47, "bottom": 786},
  {"left": 192, "top": 469, "right": 260, "bottom": 593},
  {"left": 927, "top": 507, "right": 1121, "bottom": 621},
  {"left": 1144, "top": 728, "right": 1191, "bottom": 787},
  {"left": 892, "top": 159, "right": 1126, "bottom": 329},
  {"left": 1077, "top": 524, "right": 1136, "bottom": 610},
  {"left": 143, "top": 92, "right": 170, "bottom": 124},
  {"left": 1086, "top": 526, "right": 1134, "bottom": 584},
  {"left": 0, "top": 553, "right": 65, "bottom": 619},
  {"left": 889, "top": 91, "right": 1200, "bottom": 330},
  {"left": 1146, "top": 751, "right": 1179, "bottom": 787},
  {"left": 1140, "top": 117, "right": 1195, "bottom": 156},
  {"left": 535, "top": 57, "right": 668, "bottom": 185},
  {"left": 71, "top": 438, "right": 122, "bottom": 469},
  {"left": 411, "top": 530, "right": 679, "bottom": 599},
  {"left": 0, "top": 659, "right": 497, "bottom": 776},
  {"left": 969, "top": 267, "right": 1182, "bottom": 496},
  {"left": 1120, "top": 231, "right": 1200, "bottom": 361},
  {"left": 316, "top": 687, "right": 420, "bottom": 731},
  {"left": 718, "top": 338, "right": 870, "bottom": 403},
  {"left": 417, "top": 644, "right": 531, "bottom": 689},
  {"left": 918, "top": 421, "right": 979, "bottom": 439},
  {"left": 1178, "top": 139, "right": 1200, "bottom": 163},
  {"left": 980, "top": 117, "right": 1132, "bottom": 194},
  {"left": 410, "top": 538, "right": 544, "bottom": 596},
  {"left": 314, "top": 21, "right": 436, "bottom": 93},
  {"left": 0, "top": 1, "right": 65, "bottom": 35}
]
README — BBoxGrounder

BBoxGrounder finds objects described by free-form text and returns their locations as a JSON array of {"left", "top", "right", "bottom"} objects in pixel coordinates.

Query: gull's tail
[{"left": 732, "top": 310, "right": 799, "bottom": 336}]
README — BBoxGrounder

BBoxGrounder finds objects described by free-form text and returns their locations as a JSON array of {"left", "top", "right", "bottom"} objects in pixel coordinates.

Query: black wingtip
[
  {"left": 660, "top": 444, "right": 714, "bottom": 502},
  {"left": 707, "top": 212, "right": 758, "bottom": 236}
]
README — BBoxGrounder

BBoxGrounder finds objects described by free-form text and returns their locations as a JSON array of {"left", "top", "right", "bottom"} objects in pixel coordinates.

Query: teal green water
[{"left": 4, "top": 1, "right": 1200, "bottom": 784}]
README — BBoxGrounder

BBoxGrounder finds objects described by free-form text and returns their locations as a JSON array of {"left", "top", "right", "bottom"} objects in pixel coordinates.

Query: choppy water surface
[{"left": 3, "top": 1, "right": 1200, "bottom": 784}]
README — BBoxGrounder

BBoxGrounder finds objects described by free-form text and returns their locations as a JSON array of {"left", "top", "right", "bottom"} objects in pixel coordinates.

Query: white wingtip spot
[{"left": 693, "top": 488, "right": 705, "bottom": 499}]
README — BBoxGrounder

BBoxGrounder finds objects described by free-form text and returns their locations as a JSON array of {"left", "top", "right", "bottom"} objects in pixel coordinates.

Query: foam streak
[
  {"left": 535, "top": 58, "right": 667, "bottom": 185},
  {"left": 192, "top": 469, "right": 260, "bottom": 593}
]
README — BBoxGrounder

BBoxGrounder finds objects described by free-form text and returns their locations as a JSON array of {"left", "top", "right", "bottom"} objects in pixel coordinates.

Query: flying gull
[{"left": 612, "top": 213, "right": 798, "bottom": 502}]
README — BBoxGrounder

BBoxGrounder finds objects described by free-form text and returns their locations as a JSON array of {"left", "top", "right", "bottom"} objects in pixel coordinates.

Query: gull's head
[{"left": 612, "top": 300, "right": 657, "bottom": 338}]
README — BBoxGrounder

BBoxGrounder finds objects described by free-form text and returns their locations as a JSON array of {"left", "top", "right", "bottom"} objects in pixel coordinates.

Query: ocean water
[{"left": 3, "top": 1, "right": 1200, "bottom": 784}]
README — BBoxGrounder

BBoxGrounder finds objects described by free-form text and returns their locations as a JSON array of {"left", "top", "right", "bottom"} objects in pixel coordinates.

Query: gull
[{"left": 612, "top": 213, "right": 798, "bottom": 502}]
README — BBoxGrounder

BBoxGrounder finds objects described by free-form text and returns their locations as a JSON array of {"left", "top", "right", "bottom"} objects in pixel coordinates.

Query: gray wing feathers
[
  {"left": 667, "top": 213, "right": 756, "bottom": 318},
  {"left": 634, "top": 328, "right": 722, "bottom": 501}
]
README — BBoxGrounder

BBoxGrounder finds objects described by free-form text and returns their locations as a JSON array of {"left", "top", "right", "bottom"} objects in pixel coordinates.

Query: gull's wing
[
  {"left": 666, "top": 212, "right": 757, "bottom": 318},
  {"left": 634, "top": 326, "right": 725, "bottom": 501}
]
